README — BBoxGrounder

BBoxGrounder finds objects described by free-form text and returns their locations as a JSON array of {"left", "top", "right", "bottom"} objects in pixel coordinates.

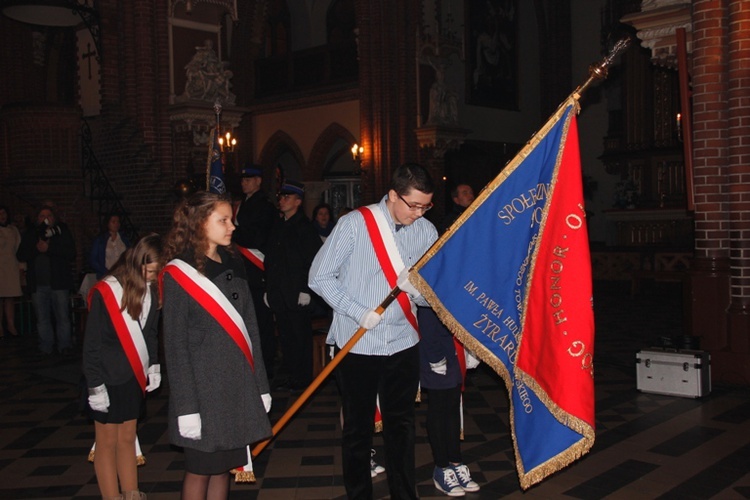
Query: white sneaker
[{"left": 370, "top": 449, "right": 385, "bottom": 476}]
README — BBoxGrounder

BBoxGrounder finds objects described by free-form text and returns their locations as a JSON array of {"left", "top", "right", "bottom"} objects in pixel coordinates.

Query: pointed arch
[
  {"left": 257, "top": 130, "right": 306, "bottom": 193},
  {"left": 308, "top": 122, "right": 358, "bottom": 181}
]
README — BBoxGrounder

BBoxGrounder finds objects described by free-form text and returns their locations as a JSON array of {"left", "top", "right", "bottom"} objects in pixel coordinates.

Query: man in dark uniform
[
  {"left": 232, "top": 165, "right": 279, "bottom": 380},
  {"left": 264, "top": 180, "right": 322, "bottom": 391},
  {"left": 442, "top": 183, "right": 475, "bottom": 233}
]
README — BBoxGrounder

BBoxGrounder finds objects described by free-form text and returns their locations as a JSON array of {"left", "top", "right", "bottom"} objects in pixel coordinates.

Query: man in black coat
[
  {"left": 232, "top": 165, "right": 279, "bottom": 380},
  {"left": 17, "top": 205, "right": 76, "bottom": 356},
  {"left": 441, "top": 183, "right": 475, "bottom": 233},
  {"left": 264, "top": 180, "right": 322, "bottom": 390}
]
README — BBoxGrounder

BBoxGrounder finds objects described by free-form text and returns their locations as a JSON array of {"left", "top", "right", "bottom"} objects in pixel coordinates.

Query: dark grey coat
[{"left": 163, "top": 250, "right": 272, "bottom": 453}]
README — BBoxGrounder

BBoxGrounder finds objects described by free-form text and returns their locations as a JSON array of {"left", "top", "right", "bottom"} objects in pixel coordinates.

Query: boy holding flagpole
[{"left": 309, "top": 163, "right": 438, "bottom": 499}]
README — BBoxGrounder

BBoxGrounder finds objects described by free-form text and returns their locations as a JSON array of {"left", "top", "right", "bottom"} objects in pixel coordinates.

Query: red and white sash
[
  {"left": 89, "top": 277, "right": 150, "bottom": 393},
  {"left": 358, "top": 205, "right": 419, "bottom": 334},
  {"left": 233, "top": 200, "right": 265, "bottom": 271},
  {"left": 236, "top": 246, "right": 265, "bottom": 271},
  {"left": 162, "top": 259, "right": 255, "bottom": 371}
]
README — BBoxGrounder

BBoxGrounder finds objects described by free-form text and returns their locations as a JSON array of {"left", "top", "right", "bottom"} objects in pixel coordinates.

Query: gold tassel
[
  {"left": 231, "top": 469, "right": 256, "bottom": 483},
  {"left": 89, "top": 449, "right": 147, "bottom": 466},
  {"left": 373, "top": 420, "right": 383, "bottom": 433},
  {"left": 415, "top": 386, "right": 421, "bottom": 403}
]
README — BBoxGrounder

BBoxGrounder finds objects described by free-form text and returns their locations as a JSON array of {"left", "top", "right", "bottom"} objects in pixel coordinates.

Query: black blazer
[
  {"left": 232, "top": 191, "right": 278, "bottom": 289},
  {"left": 264, "top": 210, "right": 322, "bottom": 312},
  {"left": 82, "top": 284, "right": 160, "bottom": 388}
]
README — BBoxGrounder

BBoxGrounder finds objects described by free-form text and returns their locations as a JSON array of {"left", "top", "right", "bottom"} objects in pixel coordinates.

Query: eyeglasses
[{"left": 397, "top": 193, "right": 433, "bottom": 212}]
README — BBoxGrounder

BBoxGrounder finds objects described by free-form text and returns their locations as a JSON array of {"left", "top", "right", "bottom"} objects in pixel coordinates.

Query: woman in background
[
  {"left": 90, "top": 214, "right": 131, "bottom": 279},
  {"left": 0, "top": 205, "right": 22, "bottom": 338},
  {"left": 311, "top": 203, "right": 335, "bottom": 243}
]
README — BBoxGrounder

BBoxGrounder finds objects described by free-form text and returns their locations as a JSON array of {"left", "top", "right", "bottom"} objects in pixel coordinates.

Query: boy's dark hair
[{"left": 391, "top": 163, "right": 434, "bottom": 195}]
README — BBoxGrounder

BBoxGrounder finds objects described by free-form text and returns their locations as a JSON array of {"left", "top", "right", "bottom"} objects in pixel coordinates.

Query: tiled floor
[{"left": 1, "top": 281, "right": 749, "bottom": 499}]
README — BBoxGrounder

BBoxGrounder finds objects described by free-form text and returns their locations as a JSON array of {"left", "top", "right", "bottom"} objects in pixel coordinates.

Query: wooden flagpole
[{"left": 251, "top": 286, "right": 403, "bottom": 457}]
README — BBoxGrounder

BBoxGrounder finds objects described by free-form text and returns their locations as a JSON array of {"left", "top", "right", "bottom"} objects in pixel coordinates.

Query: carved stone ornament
[
  {"left": 175, "top": 39, "right": 237, "bottom": 105},
  {"left": 424, "top": 56, "right": 459, "bottom": 127},
  {"left": 621, "top": 0, "right": 692, "bottom": 68},
  {"left": 415, "top": 125, "right": 470, "bottom": 159},
  {"left": 169, "top": 103, "right": 243, "bottom": 147}
]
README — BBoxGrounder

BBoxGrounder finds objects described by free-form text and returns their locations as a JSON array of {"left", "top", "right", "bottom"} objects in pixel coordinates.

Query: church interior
[{"left": 0, "top": 0, "right": 748, "bottom": 498}]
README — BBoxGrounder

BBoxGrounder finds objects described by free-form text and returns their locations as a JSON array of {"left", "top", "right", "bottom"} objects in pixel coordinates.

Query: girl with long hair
[
  {"left": 161, "top": 191, "right": 272, "bottom": 499},
  {"left": 82, "top": 234, "right": 164, "bottom": 500}
]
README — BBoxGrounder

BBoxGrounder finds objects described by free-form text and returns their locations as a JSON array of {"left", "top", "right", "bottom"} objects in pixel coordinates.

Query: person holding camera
[{"left": 17, "top": 205, "right": 76, "bottom": 356}]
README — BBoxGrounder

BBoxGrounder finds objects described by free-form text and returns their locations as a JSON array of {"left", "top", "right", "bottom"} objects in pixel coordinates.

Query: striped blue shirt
[{"left": 309, "top": 196, "right": 438, "bottom": 356}]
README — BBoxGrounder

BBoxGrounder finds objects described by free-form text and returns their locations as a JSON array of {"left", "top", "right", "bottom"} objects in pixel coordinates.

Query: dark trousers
[
  {"left": 275, "top": 308, "right": 312, "bottom": 387},
  {"left": 426, "top": 385, "right": 462, "bottom": 468},
  {"left": 250, "top": 287, "right": 276, "bottom": 379},
  {"left": 336, "top": 344, "right": 419, "bottom": 500}
]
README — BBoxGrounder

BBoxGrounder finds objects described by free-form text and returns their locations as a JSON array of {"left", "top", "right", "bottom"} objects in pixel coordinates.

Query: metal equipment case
[{"left": 635, "top": 348, "right": 711, "bottom": 398}]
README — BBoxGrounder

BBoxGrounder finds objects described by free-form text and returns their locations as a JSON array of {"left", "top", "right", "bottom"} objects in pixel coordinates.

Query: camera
[{"left": 37, "top": 221, "right": 61, "bottom": 241}]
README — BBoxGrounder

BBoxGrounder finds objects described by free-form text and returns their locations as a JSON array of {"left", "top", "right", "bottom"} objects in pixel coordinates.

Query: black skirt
[
  {"left": 184, "top": 446, "right": 247, "bottom": 475},
  {"left": 89, "top": 376, "right": 144, "bottom": 424}
]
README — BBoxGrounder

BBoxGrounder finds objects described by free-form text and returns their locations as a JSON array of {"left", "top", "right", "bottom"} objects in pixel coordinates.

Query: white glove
[
  {"left": 298, "top": 292, "right": 311, "bottom": 306},
  {"left": 359, "top": 309, "right": 382, "bottom": 330},
  {"left": 429, "top": 357, "right": 448, "bottom": 376},
  {"left": 261, "top": 393, "right": 272, "bottom": 413},
  {"left": 178, "top": 413, "right": 202, "bottom": 440},
  {"left": 145, "top": 364, "right": 161, "bottom": 392},
  {"left": 465, "top": 349, "right": 481, "bottom": 369},
  {"left": 88, "top": 384, "right": 110, "bottom": 412},
  {"left": 397, "top": 268, "right": 421, "bottom": 299}
]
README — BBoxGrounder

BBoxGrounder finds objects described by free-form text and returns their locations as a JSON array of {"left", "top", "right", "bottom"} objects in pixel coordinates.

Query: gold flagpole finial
[{"left": 573, "top": 36, "right": 631, "bottom": 99}]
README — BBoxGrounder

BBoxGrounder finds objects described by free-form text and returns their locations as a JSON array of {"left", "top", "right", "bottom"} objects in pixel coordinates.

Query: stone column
[
  {"left": 689, "top": 0, "right": 732, "bottom": 361},
  {"left": 719, "top": 0, "right": 750, "bottom": 384}
]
